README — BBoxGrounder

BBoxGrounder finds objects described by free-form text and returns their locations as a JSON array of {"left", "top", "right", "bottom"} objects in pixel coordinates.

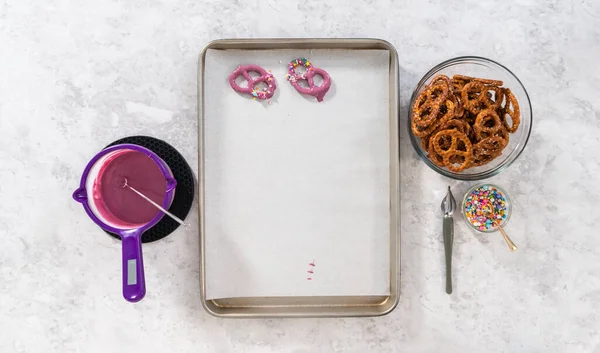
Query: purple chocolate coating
[{"left": 228, "top": 65, "right": 276, "bottom": 100}]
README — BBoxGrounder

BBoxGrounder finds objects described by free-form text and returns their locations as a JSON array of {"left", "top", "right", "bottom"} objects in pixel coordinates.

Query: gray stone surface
[{"left": 1, "top": 1, "right": 599, "bottom": 352}]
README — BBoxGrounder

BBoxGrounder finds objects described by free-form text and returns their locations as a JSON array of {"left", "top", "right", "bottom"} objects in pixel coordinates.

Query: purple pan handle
[
  {"left": 166, "top": 177, "right": 177, "bottom": 192},
  {"left": 120, "top": 228, "right": 146, "bottom": 302},
  {"left": 73, "top": 187, "right": 87, "bottom": 203}
]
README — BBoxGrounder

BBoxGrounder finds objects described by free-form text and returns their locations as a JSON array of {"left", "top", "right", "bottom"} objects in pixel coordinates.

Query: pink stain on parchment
[{"left": 307, "top": 260, "right": 316, "bottom": 280}]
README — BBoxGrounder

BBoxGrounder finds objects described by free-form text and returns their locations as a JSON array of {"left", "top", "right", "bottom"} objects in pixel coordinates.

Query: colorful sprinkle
[
  {"left": 463, "top": 185, "right": 509, "bottom": 232},
  {"left": 286, "top": 73, "right": 297, "bottom": 82},
  {"left": 286, "top": 59, "right": 313, "bottom": 82}
]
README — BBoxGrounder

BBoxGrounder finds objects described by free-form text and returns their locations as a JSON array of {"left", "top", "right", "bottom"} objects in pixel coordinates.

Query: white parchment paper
[{"left": 204, "top": 49, "right": 390, "bottom": 299}]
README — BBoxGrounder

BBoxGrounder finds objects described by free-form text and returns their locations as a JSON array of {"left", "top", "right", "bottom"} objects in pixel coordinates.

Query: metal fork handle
[{"left": 443, "top": 215, "right": 453, "bottom": 294}]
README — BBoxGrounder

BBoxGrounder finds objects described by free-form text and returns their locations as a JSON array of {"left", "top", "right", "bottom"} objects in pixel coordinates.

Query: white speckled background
[{"left": 0, "top": 1, "right": 599, "bottom": 352}]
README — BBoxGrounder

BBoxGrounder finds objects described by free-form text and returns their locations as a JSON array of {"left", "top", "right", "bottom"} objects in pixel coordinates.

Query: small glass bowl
[
  {"left": 408, "top": 56, "right": 533, "bottom": 181},
  {"left": 461, "top": 183, "right": 512, "bottom": 233}
]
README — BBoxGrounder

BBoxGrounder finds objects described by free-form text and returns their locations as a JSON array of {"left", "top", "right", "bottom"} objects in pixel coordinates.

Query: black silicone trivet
[{"left": 104, "top": 136, "right": 195, "bottom": 243}]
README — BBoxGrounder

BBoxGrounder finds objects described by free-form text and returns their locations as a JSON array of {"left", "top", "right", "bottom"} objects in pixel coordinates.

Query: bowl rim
[
  {"left": 461, "top": 183, "right": 512, "bottom": 233},
  {"left": 408, "top": 55, "right": 533, "bottom": 181}
]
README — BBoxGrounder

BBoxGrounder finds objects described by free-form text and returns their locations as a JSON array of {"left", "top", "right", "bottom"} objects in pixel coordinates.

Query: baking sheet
[{"left": 204, "top": 49, "right": 390, "bottom": 299}]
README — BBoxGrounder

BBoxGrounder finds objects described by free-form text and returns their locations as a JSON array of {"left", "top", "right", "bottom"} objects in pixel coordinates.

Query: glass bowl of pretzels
[{"left": 409, "top": 56, "right": 532, "bottom": 180}]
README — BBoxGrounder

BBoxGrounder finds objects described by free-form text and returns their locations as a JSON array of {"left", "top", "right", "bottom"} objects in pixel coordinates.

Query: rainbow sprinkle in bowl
[{"left": 462, "top": 184, "right": 511, "bottom": 233}]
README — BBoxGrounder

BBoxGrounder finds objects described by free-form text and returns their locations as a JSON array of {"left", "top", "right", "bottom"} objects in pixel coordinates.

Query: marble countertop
[{"left": 1, "top": 1, "right": 599, "bottom": 352}]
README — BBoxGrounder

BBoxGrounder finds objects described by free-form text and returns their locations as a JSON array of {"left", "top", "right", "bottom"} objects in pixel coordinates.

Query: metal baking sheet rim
[{"left": 197, "top": 38, "right": 400, "bottom": 318}]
